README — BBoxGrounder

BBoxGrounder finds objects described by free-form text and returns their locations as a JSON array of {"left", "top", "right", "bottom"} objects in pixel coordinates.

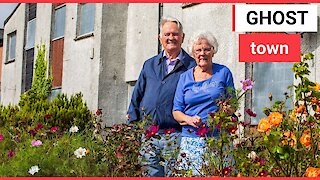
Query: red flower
[
  {"left": 222, "top": 166, "right": 231, "bottom": 176},
  {"left": 228, "top": 125, "right": 238, "bottom": 134},
  {"left": 245, "top": 109, "right": 257, "bottom": 117},
  {"left": 29, "top": 130, "right": 37, "bottom": 136},
  {"left": 258, "top": 170, "right": 268, "bottom": 177},
  {"left": 164, "top": 128, "right": 175, "bottom": 135},
  {"left": 44, "top": 114, "right": 52, "bottom": 119},
  {"left": 240, "top": 120, "right": 251, "bottom": 127},
  {"left": 145, "top": 125, "right": 159, "bottom": 138},
  {"left": 0, "top": 134, "right": 3, "bottom": 141},
  {"left": 216, "top": 123, "right": 221, "bottom": 129},
  {"left": 196, "top": 126, "right": 209, "bottom": 137},
  {"left": 208, "top": 112, "right": 215, "bottom": 118},
  {"left": 96, "top": 109, "right": 103, "bottom": 116},
  {"left": 35, "top": 123, "right": 44, "bottom": 131},
  {"left": 50, "top": 126, "right": 59, "bottom": 132},
  {"left": 7, "top": 150, "right": 15, "bottom": 158},
  {"left": 231, "top": 116, "right": 237, "bottom": 122},
  {"left": 256, "top": 158, "right": 265, "bottom": 166}
]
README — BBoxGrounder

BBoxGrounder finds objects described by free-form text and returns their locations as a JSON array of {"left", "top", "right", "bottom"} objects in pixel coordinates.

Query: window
[
  {"left": 7, "top": 31, "right": 16, "bottom": 61},
  {"left": 251, "top": 62, "right": 294, "bottom": 124},
  {"left": 78, "top": 3, "right": 95, "bottom": 36},
  {"left": 25, "top": 19, "right": 36, "bottom": 50},
  {"left": 53, "top": 5, "right": 66, "bottom": 39}
]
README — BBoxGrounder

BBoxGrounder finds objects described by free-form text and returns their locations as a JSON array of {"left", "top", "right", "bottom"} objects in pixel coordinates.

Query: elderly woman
[{"left": 173, "top": 31, "right": 235, "bottom": 175}]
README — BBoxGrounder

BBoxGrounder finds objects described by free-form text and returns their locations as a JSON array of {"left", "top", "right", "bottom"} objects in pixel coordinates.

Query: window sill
[
  {"left": 52, "top": 36, "right": 64, "bottom": 42},
  {"left": 4, "top": 59, "right": 15, "bottom": 65},
  {"left": 74, "top": 32, "right": 94, "bottom": 41}
]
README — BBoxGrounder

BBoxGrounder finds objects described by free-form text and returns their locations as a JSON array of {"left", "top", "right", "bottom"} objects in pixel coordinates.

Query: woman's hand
[
  {"left": 173, "top": 111, "right": 202, "bottom": 128},
  {"left": 186, "top": 115, "right": 202, "bottom": 128}
]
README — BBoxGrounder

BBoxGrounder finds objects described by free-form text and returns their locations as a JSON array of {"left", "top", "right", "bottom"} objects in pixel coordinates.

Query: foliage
[{"left": 233, "top": 52, "right": 320, "bottom": 177}]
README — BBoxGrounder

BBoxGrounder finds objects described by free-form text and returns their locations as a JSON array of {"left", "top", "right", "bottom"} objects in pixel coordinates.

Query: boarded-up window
[
  {"left": 51, "top": 39, "right": 64, "bottom": 87},
  {"left": 78, "top": 3, "right": 95, "bottom": 36},
  {"left": 51, "top": 4, "right": 65, "bottom": 88}
]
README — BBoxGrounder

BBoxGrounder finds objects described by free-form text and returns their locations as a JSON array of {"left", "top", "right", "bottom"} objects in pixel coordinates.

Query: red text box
[{"left": 239, "top": 33, "right": 300, "bottom": 62}]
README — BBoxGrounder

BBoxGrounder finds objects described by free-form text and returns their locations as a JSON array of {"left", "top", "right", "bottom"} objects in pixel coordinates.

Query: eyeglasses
[
  {"left": 194, "top": 47, "right": 213, "bottom": 54},
  {"left": 162, "top": 32, "right": 181, "bottom": 37}
]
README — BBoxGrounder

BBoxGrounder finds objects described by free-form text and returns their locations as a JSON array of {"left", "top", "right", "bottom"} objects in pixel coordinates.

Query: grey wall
[
  {"left": 1, "top": 4, "right": 26, "bottom": 105},
  {"left": 98, "top": 4, "right": 129, "bottom": 126}
]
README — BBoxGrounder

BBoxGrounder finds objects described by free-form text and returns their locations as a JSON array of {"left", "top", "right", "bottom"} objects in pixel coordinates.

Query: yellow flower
[
  {"left": 257, "top": 118, "right": 271, "bottom": 133},
  {"left": 289, "top": 111, "right": 297, "bottom": 122},
  {"left": 300, "top": 130, "right": 311, "bottom": 148},
  {"left": 282, "top": 131, "right": 296, "bottom": 147},
  {"left": 310, "top": 82, "right": 320, "bottom": 91},
  {"left": 268, "top": 112, "right": 283, "bottom": 127},
  {"left": 305, "top": 167, "right": 320, "bottom": 177}
]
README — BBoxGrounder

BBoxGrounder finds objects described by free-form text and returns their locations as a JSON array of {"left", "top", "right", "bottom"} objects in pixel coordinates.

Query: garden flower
[
  {"left": 29, "top": 129, "right": 37, "bottom": 136},
  {"left": 96, "top": 108, "right": 102, "bottom": 116},
  {"left": 0, "top": 134, "right": 3, "bottom": 141},
  {"left": 164, "top": 128, "right": 175, "bottom": 135},
  {"left": 196, "top": 125, "right": 209, "bottom": 137},
  {"left": 282, "top": 131, "right": 297, "bottom": 147},
  {"left": 35, "top": 123, "right": 44, "bottom": 130},
  {"left": 7, "top": 150, "right": 15, "bottom": 158},
  {"left": 74, "top": 147, "right": 87, "bottom": 158},
  {"left": 258, "top": 170, "right": 268, "bottom": 177},
  {"left": 305, "top": 167, "right": 320, "bottom": 177},
  {"left": 31, "top": 140, "right": 43, "bottom": 147},
  {"left": 50, "top": 126, "right": 59, "bottom": 132},
  {"left": 222, "top": 166, "right": 231, "bottom": 176},
  {"left": 247, "top": 151, "right": 258, "bottom": 160},
  {"left": 28, "top": 165, "right": 40, "bottom": 175},
  {"left": 208, "top": 112, "right": 215, "bottom": 118},
  {"left": 240, "top": 79, "right": 254, "bottom": 91},
  {"left": 145, "top": 125, "right": 159, "bottom": 138},
  {"left": 44, "top": 114, "right": 52, "bottom": 119},
  {"left": 245, "top": 109, "right": 257, "bottom": 117},
  {"left": 310, "top": 82, "right": 320, "bottom": 91},
  {"left": 69, "top": 126, "right": 79, "bottom": 133},
  {"left": 300, "top": 130, "right": 311, "bottom": 148},
  {"left": 228, "top": 125, "right": 238, "bottom": 134},
  {"left": 268, "top": 112, "right": 283, "bottom": 126},
  {"left": 257, "top": 118, "right": 271, "bottom": 133}
]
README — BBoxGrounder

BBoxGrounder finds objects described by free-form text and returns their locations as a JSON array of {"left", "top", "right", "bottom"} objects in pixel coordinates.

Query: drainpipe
[{"left": 158, "top": 3, "right": 163, "bottom": 54}]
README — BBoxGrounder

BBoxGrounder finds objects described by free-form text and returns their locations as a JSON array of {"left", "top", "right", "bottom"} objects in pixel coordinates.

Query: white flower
[
  {"left": 247, "top": 151, "right": 257, "bottom": 160},
  {"left": 28, "top": 165, "right": 40, "bottom": 175},
  {"left": 69, "top": 126, "right": 79, "bottom": 133},
  {"left": 74, "top": 147, "right": 87, "bottom": 158}
]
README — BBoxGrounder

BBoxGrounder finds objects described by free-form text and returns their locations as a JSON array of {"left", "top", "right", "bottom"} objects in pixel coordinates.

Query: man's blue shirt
[
  {"left": 173, "top": 63, "right": 235, "bottom": 137},
  {"left": 127, "top": 49, "right": 196, "bottom": 131}
]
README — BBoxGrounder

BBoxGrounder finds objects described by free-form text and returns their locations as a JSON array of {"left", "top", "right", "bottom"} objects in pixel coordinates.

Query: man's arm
[{"left": 127, "top": 63, "right": 147, "bottom": 123}]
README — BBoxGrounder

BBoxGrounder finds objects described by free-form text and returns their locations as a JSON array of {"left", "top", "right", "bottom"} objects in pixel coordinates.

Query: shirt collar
[{"left": 162, "top": 49, "right": 183, "bottom": 61}]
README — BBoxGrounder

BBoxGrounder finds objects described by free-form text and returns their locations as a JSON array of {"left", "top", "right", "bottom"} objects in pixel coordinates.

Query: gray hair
[
  {"left": 188, "top": 31, "right": 219, "bottom": 56},
  {"left": 159, "top": 16, "right": 183, "bottom": 36}
]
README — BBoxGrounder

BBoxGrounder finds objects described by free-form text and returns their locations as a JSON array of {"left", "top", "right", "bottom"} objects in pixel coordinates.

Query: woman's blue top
[{"left": 173, "top": 63, "right": 235, "bottom": 137}]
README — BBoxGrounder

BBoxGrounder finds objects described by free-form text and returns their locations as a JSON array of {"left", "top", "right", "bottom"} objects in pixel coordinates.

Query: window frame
[
  {"left": 52, "top": 4, "right": 66, "bottom": 41},
  {"left": 75, "top": 3, "right": 95, "bottom": 40},
  {"left": 5, "top": 31, "right": 17, "bottom": 64},
  {"left": 25, "top": 18, "right": 36, "bottom": 50}
]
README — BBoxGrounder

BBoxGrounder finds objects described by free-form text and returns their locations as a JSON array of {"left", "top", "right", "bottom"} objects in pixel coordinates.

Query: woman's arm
[{"left": 173, "top": 111, "right": 201, "bottom": 128}]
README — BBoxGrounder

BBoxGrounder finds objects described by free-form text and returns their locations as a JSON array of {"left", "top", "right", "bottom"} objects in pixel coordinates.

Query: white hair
[
  {"left": 159, "top": 16, "right": 183, "bottom": 36},
  {"left": 188, "top": 31, "right": 219, "bottom": 56}
]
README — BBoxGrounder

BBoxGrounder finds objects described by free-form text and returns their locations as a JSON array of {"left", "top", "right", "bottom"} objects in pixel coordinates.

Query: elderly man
[{"left": 127, "top": 16, "right": 196, "bottom": 176}]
